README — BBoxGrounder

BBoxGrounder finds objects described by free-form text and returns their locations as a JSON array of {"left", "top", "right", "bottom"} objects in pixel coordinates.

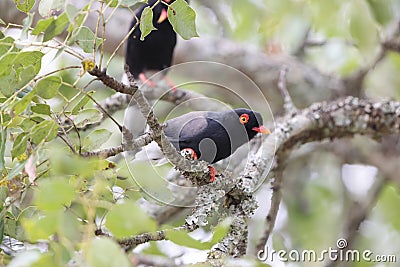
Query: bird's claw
[{"left": 208, "top": 166, "right": 216, "bottom": 182}]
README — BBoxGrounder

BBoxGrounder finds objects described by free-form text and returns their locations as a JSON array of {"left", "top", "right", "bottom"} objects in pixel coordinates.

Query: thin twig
[
  {"left": 277, "top": 66, "right": 298, "bottom": 115},
  {"left": 117, "top": 223, "right": 198, "bottom": 251},
  {"left": 255, "top": 169, "right": 282, "bottom": 253},
  {"left": 81, "top": 145, "right": 124, "bottom": 158},
  {"left": 81, "top": 130, "right": 154, "bottom": 158}
]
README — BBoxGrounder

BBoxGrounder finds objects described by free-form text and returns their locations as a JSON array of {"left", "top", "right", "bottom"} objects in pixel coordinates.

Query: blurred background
[{"left": 1, "top": 0, "right": 400, "bottom": 266}]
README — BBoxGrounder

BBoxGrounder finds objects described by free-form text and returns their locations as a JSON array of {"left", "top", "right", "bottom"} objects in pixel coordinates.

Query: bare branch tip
[{"left": 277, "top": 66, "right": 298, "bottom": 115}]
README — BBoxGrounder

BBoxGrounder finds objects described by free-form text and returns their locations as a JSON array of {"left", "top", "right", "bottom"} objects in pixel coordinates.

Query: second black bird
[{"left": 126, "top": 0, "right": 178, "bottom": 86}]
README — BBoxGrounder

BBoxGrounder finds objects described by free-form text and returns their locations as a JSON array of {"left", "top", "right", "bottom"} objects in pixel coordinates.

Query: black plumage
[
  {"left": 163, "top": 108, "right": 270, "bottom": 164},
  {"left": 134, "top": 108, "right": 270, "bottom": 182},
  {"left": 126, "top": 0, "right": 177, "bottom": 80}
]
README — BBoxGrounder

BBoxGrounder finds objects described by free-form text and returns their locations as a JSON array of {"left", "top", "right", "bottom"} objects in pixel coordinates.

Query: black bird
[
  {"left": 135, "top": 109, "right": 271, "bottom": 181},
  {"left": 126, "top": 0, "right": 178, "bottom": 87}
]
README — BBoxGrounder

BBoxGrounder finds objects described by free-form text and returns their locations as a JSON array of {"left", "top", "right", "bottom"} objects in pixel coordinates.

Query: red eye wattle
[{"left": 239, "top": 114, "right": 249, "bottom": 124}]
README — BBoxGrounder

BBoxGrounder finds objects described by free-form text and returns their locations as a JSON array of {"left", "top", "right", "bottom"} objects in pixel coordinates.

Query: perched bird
[
  {"left": 135, "top": 109, "right": 271, "bottom": 181},
  {"left": 126, "top": 0, "right": 179, "bottom": 87}
]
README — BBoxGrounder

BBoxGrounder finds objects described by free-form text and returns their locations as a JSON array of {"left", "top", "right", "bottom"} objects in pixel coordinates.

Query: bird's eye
[{"left": 239, "top": 114, "right": 249, "bottom": 124}]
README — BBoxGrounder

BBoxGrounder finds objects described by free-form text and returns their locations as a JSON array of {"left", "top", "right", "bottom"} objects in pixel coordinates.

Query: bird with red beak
[
  {"left": 134, "top": 109, "right": 271, "bottom": 182},
  {"left": 126, "top": 0, "right": 185, "bottom": 89}
]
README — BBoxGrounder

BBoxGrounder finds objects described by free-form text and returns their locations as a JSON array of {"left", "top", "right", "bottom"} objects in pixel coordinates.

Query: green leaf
[
  {"left": 0, "top": 18, "right": 5, "bottom": 25},
  {"left": 68, "top": 26, "right": 102, "bottom": 53},
  {"left": 31, "top": 103, "right": 51, "bottom": 115},
  {"left": 15, "top": 51, "right": 44, "bottom": 75},
  {"left": 16, "top": 65, "right": 36, "bottom": 89},
  {"left": 35, "top": 76, "right": 61, "bottom": 99},
  {"left": 140, "top": 7, "right": 157, "bottom": 41},
  {"left": 21, "top": 12, "right": 34, "bottom": 39},
  {"left": 0, "top": 37, "right": 15, "bottom": 56},
  {"left": 66, "top": 4, "right": 88, "bottom": 28},
  {"left": 167, "top": 218, "right": 232, "bottom": 250},
  {"left": 84, "top": 238, "right": 131, "bottom": 267},
  {"left": 65, "top": 4, "right": 79, "bottom": 24},
  {"left": 71, "top": 91, "right": 94, "bottom": 115},
  {"left": 105, "top": 200, "right": 157, "bottom": 238},
  {"left": 0, "top": 218, "right": 4, "bottom": 244},
  {"left": 0, "top": 113, "right": 11, "bottom": 127},
  {"left": 30, "top": 120, "right": 58, "bottom": 144},
  {"left": 14, "top": 0, "right": 35, "bottom": 13},
  {"left": 366, "top": 0, "right": 394, "bottom": 26},
  {"left": 11, "top": 132, "right": 28, "bottom": 159},
  {"left": 44, "top": 13, "right": 69, "bottom": 42},
  {"left": 32, "top": 17, "right": 54, "bottom": 35},
  {"left": 0, "top": 128, "right": 6, "bottom": 171},
  {"left": 0, "top": 52, "right": 43, "bottom": 94},
  {"left": 127, "top": 162, "right": 174, "bottom": 203},
  {"left": 210, "top": 217, "right": 232, "bottom": 244},
  {"left": 167, "top": 229, "right": 210, "bottom": 250},
  {"left": 50, "top": 152, "right": 109, "bottom": 178},
  {"left": 38, "top": 0, "right": 64, "bottom": 17},
  {"left": 32, "top": 13, "right": 69, "bottom": 42},
  {"left": 168, "top": 0, "right": 198, "bottom": 40},
  {"left": 119, "top": 0, "right": 143, "bottom": 6},
  {"left": 0, "top": 186, "right": 8, "bottom": 206},
  {"left": 5, "top": 161, "right": 25, "bottom": 180},
  {"left": 73, "top": 108, "right": 103, "bottom": 128},
  {"left": 105, "top": 0, "right": 119, "bottom": 8},
  {"left": 19, "top": 117, "right": 41, "bottom": 131},
  {"left": 82, "top": 129, "right": 112, "bottom": 151},
  {"left": 0, "top": 68, "right": 16, "bottom": 97},
  {"left": 12, "top": 89, "right": 36, "bottom": 115},
  {"left": 35, "top": 179, "right": 75, "bottom": 211},
  {"left": 22, "top": 212, "right": 59, "bottom": 241}
]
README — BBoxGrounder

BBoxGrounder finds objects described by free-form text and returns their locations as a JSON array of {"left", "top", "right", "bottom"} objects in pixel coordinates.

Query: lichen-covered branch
[
  {"left": 118, "top": 223, "right": 197, "bottom": 251},
  {"left": 208, "top": 96, "right": 400, "bottom": 259},
  {"left": 80, "top": 130, "right": 154, "bottom": 158}
]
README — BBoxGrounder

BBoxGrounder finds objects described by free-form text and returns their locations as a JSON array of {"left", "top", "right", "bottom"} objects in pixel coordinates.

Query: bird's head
[{"left": 234, "top": 108, "right": 271, "bottom": 139}]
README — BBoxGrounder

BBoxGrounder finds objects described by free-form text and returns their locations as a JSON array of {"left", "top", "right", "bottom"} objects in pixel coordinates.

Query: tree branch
[
  {"left": 118, "top": 223, "right": 198, "bottom": 251},
  {"left": 255, "top": 168, "right": 283, "bottom": 253},
  {"left": 208, "top": 96, "right": 400, "bottom": 258},
  {"left": 277, "top": 66, "right": 298, "bottom": 115}
]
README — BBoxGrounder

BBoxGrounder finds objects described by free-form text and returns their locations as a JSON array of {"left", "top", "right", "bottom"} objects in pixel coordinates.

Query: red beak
[
  {"left": 157, "top": 9, "right": 168, "bottom": 23},
  {"left": 252, "top": 126, "right": 271, "bottom": 134}
]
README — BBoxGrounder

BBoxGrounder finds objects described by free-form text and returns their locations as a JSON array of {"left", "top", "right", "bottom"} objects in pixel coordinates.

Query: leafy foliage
[
  {"left": 0, "top": 1, "right": 202, "bottom": 264},
  {"left": 0, "top": 0, "right": 399, "bottom": 266}
]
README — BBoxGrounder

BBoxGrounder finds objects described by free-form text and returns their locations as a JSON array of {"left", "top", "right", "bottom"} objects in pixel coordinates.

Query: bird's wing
[{"left": 163, "top": 111, "right": 209, "bottom": 143}]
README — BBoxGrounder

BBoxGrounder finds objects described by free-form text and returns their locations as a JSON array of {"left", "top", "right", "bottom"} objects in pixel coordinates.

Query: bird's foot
[
  {"left": 139, "top": 73, "right": 156, "bottom": 88},
  {"left": 163, "top": 76, "right": 177, "bottom": 91},
  {"left": 180, "top": 148, "right": 215, "bottom": 183},
  {"left": 208, "top": 166, "right": 216, "bottom": 183},
  {"left": 180, "top": 148, "right": 198, "bottom": 160}
]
